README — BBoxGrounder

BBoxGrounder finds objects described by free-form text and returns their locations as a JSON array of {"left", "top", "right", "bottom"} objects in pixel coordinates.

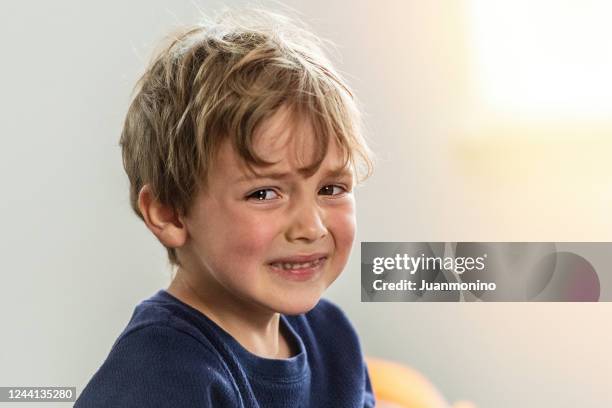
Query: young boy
[{"left": 76, "top": 9, "right": 375, "bottom": 407}]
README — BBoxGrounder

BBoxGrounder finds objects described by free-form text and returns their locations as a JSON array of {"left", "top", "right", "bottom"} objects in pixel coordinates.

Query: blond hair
[{"left": 120, "top": 9, "right": 373, "bottom": 266}]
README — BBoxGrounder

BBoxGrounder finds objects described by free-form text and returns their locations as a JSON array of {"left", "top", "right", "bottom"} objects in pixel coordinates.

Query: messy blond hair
[{"left": 120, "top": 9, "right": 373, "bottom": 266}]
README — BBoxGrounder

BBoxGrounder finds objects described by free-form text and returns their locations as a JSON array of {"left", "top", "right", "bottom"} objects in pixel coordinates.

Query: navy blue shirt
[{"left": 76, "top": 290, "right": 375, "bottom": 407}]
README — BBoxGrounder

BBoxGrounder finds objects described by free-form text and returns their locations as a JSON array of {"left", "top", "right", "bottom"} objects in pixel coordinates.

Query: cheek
[
  {"left": 190, "top": 200, "right": 282, "bottom": 273},
  {"left": 220, "top": 211, "right": 281, "bottom": 261},
  {"left": 328, "top": 202, "right": 356, "bottom": 254}
]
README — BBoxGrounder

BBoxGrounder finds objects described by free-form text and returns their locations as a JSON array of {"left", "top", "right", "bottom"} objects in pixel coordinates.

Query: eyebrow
[{"left": 235, "top": 166, "right": 353, "bottom": 183}]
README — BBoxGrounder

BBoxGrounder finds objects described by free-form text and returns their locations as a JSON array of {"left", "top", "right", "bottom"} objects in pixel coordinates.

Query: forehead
[
  {"left": 251, "top": 105, "right": 318, "bottom": 164},
  {"left": 212, "top": 107, "right": 348, "bottom": 181}
]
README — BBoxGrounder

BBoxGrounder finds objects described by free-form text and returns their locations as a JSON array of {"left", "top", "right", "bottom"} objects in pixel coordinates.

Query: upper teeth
[{"left": 272, "top": 258, "right": 324, "bottom": 270}]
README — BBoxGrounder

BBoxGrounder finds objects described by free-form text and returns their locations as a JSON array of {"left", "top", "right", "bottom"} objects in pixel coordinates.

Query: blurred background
[{"left": 1, "top": 0, "right": 611, "bottom": 406}]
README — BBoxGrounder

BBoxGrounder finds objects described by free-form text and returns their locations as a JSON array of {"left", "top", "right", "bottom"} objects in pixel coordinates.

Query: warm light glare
[{"left": 469, "top": 0, "right": 612, "bottom": 120}]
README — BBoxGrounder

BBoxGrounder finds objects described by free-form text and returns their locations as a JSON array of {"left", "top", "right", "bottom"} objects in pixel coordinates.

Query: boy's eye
[
  {"left": 319, "top": 185, "right": 346, "bottom": 196},
  {"left": 247, "top": 189, "right": 280, "bottom": 201}
]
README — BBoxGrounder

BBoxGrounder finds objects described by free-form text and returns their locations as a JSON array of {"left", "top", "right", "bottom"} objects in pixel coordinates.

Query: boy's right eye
[{"left": 246, "top": 189, "right": 280, "bottom": 201}]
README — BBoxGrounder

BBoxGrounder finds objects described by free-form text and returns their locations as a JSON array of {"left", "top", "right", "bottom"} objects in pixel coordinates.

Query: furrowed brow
[
  {"left": 323, "top": 166, "right": 353, "bottom": 179},
  {"left": 235, "top": 166, "right": 352, "bottom": 183},
  {"left": 235, "top": 171, "right": 292, "bottom": 183}
]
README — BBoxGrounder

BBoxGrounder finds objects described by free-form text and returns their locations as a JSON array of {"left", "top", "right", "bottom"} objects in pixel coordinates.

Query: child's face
[{"left": 179, "top": 108, "right": 356, "bottom": 315}]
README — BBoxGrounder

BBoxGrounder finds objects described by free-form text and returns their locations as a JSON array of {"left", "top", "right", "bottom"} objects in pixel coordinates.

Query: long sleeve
[{"left": 75, "top": 325, "right": 240, "bottom": 408}]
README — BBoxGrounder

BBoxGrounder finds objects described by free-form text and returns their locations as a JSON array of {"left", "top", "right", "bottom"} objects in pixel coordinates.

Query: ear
[{"left": 137, "top": 184, "right": 187, "bottom": 249}]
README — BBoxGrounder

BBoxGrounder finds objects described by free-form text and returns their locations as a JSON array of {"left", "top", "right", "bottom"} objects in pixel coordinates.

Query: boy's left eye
[{"left": 318, "top": 185, "right": 347, "bottom": 196}]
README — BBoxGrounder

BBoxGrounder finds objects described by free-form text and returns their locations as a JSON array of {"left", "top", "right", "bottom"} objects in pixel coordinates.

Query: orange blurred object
[{"left": 365, "top": 357, "right": 476, "bottom": 408}]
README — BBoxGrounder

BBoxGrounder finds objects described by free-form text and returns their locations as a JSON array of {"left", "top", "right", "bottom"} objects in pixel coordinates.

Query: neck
[{"left": 167, "top": 267, "right": 292, "bottom": 359}]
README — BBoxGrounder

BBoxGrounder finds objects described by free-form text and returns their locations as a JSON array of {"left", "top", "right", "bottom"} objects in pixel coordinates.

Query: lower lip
[{"left": 269, "top": 258, "right": 327, "bottom": 282}]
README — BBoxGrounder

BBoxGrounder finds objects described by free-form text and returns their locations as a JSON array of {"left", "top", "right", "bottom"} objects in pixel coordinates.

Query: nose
[{"left": 285, "top": 200, "right": 328, "bottom": 243}]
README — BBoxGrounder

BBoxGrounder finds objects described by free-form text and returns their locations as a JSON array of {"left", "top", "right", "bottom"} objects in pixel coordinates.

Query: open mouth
[{"left": 269, "top": 256, "right": 327, "bottom": 271}]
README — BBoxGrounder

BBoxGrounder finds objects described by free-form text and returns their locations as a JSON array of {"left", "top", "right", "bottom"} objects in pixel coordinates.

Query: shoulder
[
  {"left": 112, "top": 322, "right": 220, "bottom": 365},
  {"left": 76, "top": 321, "right": 239, "bottom": 407}
]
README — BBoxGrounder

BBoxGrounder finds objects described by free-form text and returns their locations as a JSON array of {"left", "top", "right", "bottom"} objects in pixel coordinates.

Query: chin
[{"left": 271, "top": 293, "right": 323, "bottom": 316}]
